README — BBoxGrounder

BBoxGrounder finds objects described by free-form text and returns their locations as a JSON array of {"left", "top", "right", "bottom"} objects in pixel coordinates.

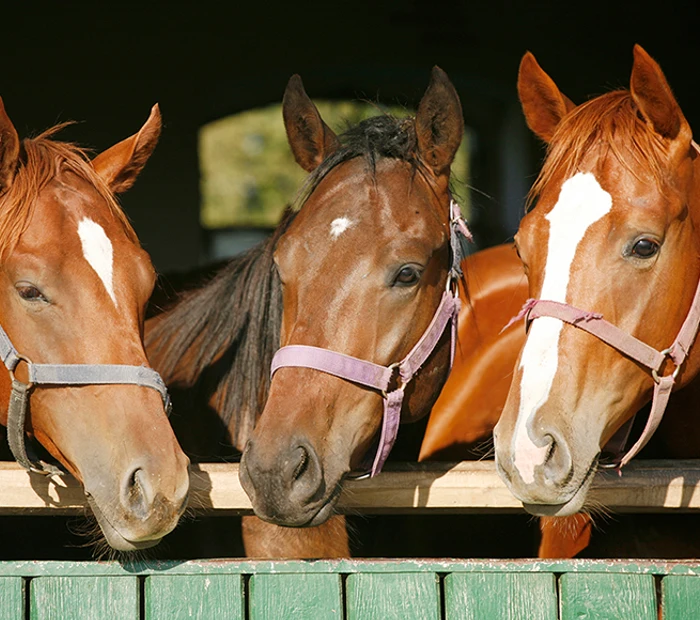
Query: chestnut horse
[
  {"left": 0, "top": 101, "right": 190, "bottom": 550},
  {"left": 147, "top": 67, "right": 464, "bottom": 554},
  {"left": 494, "top": 46, "right": 700, "bottom": 525}
]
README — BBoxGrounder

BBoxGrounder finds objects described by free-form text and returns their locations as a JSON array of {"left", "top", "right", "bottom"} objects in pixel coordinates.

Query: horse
[
  {"left": 239, "top": 67, "right": 465, "bottom": 529},
  {"left": 0, "top": 101, "right": 190, "bottom": 551},
  {"left": 146, "top": 66, "right": 465, "bottom": 555},
  {"left": 493, "top": 45, "right": 700, "bottom": 528}
]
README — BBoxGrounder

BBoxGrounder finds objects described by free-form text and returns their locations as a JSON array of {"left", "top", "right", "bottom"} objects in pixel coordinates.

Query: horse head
[
  {"left": 494, "top": 46, "right": 700, "bottom": 516},
  {"left": 240, "top": 68, "right": 464, "bottom": 526},
  {"left": 0, "top": 103, "right": 190, "bottom": 549}
]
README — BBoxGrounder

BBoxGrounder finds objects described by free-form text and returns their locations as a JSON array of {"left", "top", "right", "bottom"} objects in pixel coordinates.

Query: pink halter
[
  {"left": 270, "top": 200, "right": 471, "bottom": 477},
  {"left": 507, "top": 257, "right": 700, "bottom": 470}
]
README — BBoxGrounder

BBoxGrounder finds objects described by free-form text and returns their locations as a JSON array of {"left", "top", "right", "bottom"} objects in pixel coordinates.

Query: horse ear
[
  {"left": 630, "top": 45, "right": 690, "bottom": 145},
  {"left": 415, "top": 66, "right": 463, "bottom": 177},
  {"left": 518, "top": 52, "right": 576, "bottom": 144},
  {"left": 92, "top": 104, "right": 161, "bottom": 193},
  {"left": 283, "top": 75, "right": 339, "bottom": 173},
  {"left": 0, "top": 97, "right": 20, "bottom": 194}
]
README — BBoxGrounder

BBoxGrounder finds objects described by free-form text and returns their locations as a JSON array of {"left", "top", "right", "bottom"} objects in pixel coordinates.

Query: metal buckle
[
  {"left": 445, "top": 274, "right": 458, "bottom": 295},
  {"left": 8, "top": 354, "right": 34, "bottom": 390},
  {"left": 381, "top": 362, "right": 406, "bottom": 398},
  {"left": 346, "top": 470, "right": 372, "bottom": 481},
  {"left": 651, "top": 347, "right": 682, "bottom": 384}
]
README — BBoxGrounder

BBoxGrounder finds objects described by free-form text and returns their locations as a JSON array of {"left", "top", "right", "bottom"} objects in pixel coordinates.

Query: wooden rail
[{"left": 3, "top": 460, "right": 700, "bottom": 515}]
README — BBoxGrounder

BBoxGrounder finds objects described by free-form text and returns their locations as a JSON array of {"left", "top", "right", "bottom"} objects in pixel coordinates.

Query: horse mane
[
  {"left": 147, "top": 112, "right": 431, "bottom": 451},
  {"left": 528, "top": 90, "right": 670, "bottom": 209},
  {"left": 145, "top": 212, "right": 291, "bottom": 450},
  {"left": 0, "top": 124, "right": 137, "bottom": 259},
  {"left": 294, "top": 114, "right": 430, "bottom": 208}
]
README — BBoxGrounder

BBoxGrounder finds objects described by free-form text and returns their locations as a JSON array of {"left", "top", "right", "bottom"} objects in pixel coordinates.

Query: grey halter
[{"left": 0, "top": 324, "right": 171, "bottom": 476}]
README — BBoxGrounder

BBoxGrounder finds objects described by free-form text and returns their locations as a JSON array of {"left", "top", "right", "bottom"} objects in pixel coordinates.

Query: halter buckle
[
  {"left": 381, "top": 362, "right": 406, "bottom": 398},
  {"left": 8, "top": 354, "right": 34, "bottom": 390},
  {"left": 651, "top": 347, "right": 682, "bottom": 384},
  {"left": 445, "top": 273, "right": 459, "bottom": 295}
]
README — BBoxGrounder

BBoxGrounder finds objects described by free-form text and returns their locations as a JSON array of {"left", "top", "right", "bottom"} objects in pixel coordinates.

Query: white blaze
[
  {"left": 77, "top": 218, "right": 116, "bottom": 305},
  {"left": 513, "top": 172, "right": 612, "bottom": 483},
  {"left": 330, "top": 216, "right": 353, "bottom": 239}
]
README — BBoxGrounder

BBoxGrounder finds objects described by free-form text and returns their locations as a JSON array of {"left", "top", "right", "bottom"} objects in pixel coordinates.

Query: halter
[
  {"left": 0, "top": 324, "right": 171, "bottom": 476},
  {"left": 270, "top": 200, "right": 472, "bottom": 478},
  {"left": 507, "top": 142, "right": 700, "bottom": 469}
]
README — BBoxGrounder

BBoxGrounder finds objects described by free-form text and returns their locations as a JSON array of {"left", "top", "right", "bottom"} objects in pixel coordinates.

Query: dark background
[
  {"left": 2, "top": 2, "right": 699, "bottom": 273},
  {"left": 1, "top": 1, "right": 699, "bottom": 559}
]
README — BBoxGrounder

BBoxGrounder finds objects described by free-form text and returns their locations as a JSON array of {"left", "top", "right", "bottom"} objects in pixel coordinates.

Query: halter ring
[
  {"left": 8, "top": 354, "right": 34, "bottom": 390},
  {"left": 651, "top": 347, "right": 682, "bottom": 384}
]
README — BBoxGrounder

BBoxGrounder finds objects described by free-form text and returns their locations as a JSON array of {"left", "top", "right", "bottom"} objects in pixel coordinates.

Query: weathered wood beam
[{"left": 1, "top": 460, "right": 699, "bottom": 515}]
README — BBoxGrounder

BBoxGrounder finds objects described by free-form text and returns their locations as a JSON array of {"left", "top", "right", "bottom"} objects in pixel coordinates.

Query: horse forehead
[{"left": 20, "top": 176, "right": 146, "bottom": 275}]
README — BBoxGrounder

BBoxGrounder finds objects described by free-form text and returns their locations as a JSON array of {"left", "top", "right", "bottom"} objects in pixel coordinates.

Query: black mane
[
  {"left": 145, "top": 113, "right": 423, "bottom": 454},
  {"left": 294, "top": 114, "right": 426, "bottom": 208},
  {"left": 145, "top": 214, "right": 290, "bottom": 452}
]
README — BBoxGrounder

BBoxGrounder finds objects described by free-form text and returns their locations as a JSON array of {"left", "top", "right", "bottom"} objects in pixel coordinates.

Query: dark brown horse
[
  {"left": 239, "top": 69, "right": 464, "bottom": 529},
  {"left": 147, "top": 67, "right": 464, "bottom": 553},
  {"left": 0, "top": 102, "right": 189, "bottom": 550}
]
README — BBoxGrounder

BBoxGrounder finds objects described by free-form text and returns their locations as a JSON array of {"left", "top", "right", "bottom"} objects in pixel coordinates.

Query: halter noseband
[
  {"left": 0, "top": 324, "right": 171, "bottom": 476},
  {"left": 270, "top": 200, "right": 472, "bottom": 478}
]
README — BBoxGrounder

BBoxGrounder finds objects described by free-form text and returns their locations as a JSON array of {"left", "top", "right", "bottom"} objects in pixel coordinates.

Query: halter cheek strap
[
  {"left": 508, "top": 269, "right": 700, "bottom": 468},
  {"left": 270, "top": 200, "right": 471, "bottom": 477},
  {"left": 0, "top": 325, "right": 171, "bottom": 476}
]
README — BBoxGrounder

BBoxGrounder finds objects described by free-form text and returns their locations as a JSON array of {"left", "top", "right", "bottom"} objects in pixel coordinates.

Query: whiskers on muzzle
[{"left": 66, "top": 514, "right": 152, "bottom": 562}]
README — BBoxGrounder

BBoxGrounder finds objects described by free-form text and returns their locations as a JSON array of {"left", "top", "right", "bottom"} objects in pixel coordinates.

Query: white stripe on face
[
  {"left": 77, "top": 218, "right": 116, "bottom": 305},
  {"left": 513, "top": 172, "right": 612, "bottom": 484},
  {"left": 330, "top": 216, "right": 353, "bottom": 239}
]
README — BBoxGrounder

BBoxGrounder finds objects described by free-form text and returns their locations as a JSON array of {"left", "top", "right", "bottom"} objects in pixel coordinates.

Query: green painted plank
[
  {"left": 559, "top": 573, "right": 657, "bottom": 620},
  {"left": 249, "top": 573, "right": 342, "bottom": 620},
  {"left": 662, "top": 575, "right": 700, "bottom": 620},
  {"left": 30, "top": 576, "right": 138, "bottom": 620},
  {"left": 346, "top": 572, "right": 440, "bottom": 620},
  {"left": 1, "top": 558, "right": 700, "bottom": 577},
  {"left": 0, "top": 577, "right": 24, "bottom": 619},
  {"left": 145, "top": 574, "right": 243, "bottom": 620},
  {"left": 444, "top": 572, "right": 557, "bottom": 620}
]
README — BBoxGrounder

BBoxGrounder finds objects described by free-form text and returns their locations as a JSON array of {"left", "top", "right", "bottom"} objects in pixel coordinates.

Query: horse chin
[
  {"left": 254, "top": 490, "right": 341, "bottom": 528},
  {"left": 305, "top": 500, "right": 338, "bottom": 527},
  {"left": 521, "top": 459, "right": 598, "bottom": 518},
  {"left": 86, "top": 495, "right": 162, "bottom": 552}
]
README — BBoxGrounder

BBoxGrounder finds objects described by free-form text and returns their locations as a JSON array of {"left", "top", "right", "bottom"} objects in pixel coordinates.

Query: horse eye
[
  {"left": 393, "top": 266, "right": 421, "bottom": 287},
  {"left": 16, "top": 284, "right": 47, "bottom": 302},
  {"left": 631, "top": 238, "right": 660, "bottom": 259}
]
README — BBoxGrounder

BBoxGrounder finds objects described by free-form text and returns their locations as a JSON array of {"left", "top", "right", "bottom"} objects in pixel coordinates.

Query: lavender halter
[
  {"left": 508, "top": 284, "right": 700, "bottom": 469},
  {"left": 0, "top": 323, "right": 171, "bottom": 476},
  {"left": 270, "top": 200, "right": 472, "bottom": 477}
]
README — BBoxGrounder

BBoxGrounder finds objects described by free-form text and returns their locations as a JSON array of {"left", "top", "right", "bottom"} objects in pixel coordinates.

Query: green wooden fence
[{"left": 2, "top": 559, "right": 699, "bottom": 619}]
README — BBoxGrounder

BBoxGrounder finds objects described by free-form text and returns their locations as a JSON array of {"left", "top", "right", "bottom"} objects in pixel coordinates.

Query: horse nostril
[
  {"left": 288, "top": 441, "right": 323, "bottom": 502},
  {"left": 123, "top": 467, "right": 153, "bottom": 520},
  {"left": 292, "top": 446, "right": 310, "bottom": 481},
  {"left": 542, "top": 433, "right": 574, "bottom": 487}
]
